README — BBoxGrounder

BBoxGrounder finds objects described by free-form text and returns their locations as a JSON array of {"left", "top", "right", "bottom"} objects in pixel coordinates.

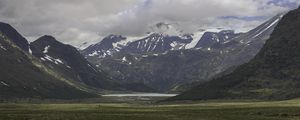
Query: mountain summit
[{"left": 0, "top": 22, "right": 29, "bottom": 52}]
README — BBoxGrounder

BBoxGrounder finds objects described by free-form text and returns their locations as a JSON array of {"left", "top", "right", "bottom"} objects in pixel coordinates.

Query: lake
[{"left": 102, "top": 93, "right": 178, "bottom": 97}]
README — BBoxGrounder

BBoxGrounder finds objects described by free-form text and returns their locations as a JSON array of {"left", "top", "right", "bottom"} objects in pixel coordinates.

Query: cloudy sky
[{"left": 0, "top": 0, "right": 299, "bottom": 47}]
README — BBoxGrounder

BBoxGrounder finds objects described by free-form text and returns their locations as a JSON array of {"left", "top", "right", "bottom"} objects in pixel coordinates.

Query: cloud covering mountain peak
[{"left": 0, "top": 0, "right": 298, "bottom": 47}]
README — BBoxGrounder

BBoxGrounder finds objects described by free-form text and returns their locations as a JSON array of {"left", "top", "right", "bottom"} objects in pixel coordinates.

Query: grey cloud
[
  {"left": 0, "top": 0, "right": 139, "bottom": 42},
  {"left": 100, "top": 0, "right": 292, "bottom": 36},
  {"left": 0, "top": 0, "right": 296, "bottom": 46}
]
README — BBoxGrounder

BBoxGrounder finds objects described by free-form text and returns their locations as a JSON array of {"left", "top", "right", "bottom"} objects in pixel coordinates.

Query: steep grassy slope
[
  {"left": 168, "top": 7, "right": 300, "bottom": 101},
  {"left": 0, "top": 33, "right": 96, "bottom": 100}
]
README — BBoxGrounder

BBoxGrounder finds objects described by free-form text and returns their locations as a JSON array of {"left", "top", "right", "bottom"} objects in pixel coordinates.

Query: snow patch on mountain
[
  {"left": 122, "top": 56, "right": 127, "bottom": 62},
  {"left": 0, "top": 43, "right": 7, "bottom": 51},
  {"left": 41, "top": 54, "right": 65, "bottom": 65},
  {"left": 185, "top": 31, "right": 205, "bottom": 49},
  {"left": 111, "top": 35, "right": 149, "bottom": 50},
  {"left": 28, "top": 46, "right": 32, "bottom": 54},
  {"left": 186, "top": 28, "right": 225, "bottom": 49},
  {"left": 1, "top": 81, "right": 9, "bottom": 87},
  {"left": 253, "top": 18, "right": 280, "bottom": 38},
  {"left": 43, "top": 45, "right": 50, "bottom": 53},
  {"left": 170, "top": 41, "right": 186, "bottom": 50},
  {"left": 88, "top": 51, "right": 99, "bottom": 57}
]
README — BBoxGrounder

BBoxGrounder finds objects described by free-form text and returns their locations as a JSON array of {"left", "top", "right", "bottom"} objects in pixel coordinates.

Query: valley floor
[{"left": 1, "top": 99, "right": 300, "bottom": 120}]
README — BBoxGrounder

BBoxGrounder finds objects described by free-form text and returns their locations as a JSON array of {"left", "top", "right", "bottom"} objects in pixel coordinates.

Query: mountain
[
  {"left": 0, "top": 23, "right": 95, "bottom": 100},
  {"left": 82, "top": 35, "right": 127, "bottom": 58},
  {"left": 86, "top": 14, "right": 283, "bottom": 92},
  {"left": 81, "top": 21, "right": 241, "bottom": 58},
  {"left": 30, "top": 36, "right": 121, "bottom": 90},
  {"left": 82, "top": 33, "right": 193, "bottom": 58},
  {"left": 194, "top": 30, "right": 240, "bottom": 49},
  {"left": 0, "top": 22, "right": 29, "bottom": 51},
  {"left": 121, "top": 33, "right": 192, "bottom": 54},
  {"left": 30, "top": 36, "right": 156, "bottom": 92},
  {"left": 82, "top": 29, "right": 239, "bottom": 58},
  {"left": 0, "top": 22, "right": 156, "bottom": 100},
  {"left": 167, "top": 8, "right": 300, "bottom": 101}
]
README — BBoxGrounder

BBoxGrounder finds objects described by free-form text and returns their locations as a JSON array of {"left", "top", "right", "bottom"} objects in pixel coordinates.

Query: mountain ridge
[
  {"left": 0, "top": 30, "right": 96, "bottom": 99},
  {"left": 83, "top": 13, "right": 283, "bottom": 92},
  {"left": 167, "top": 7, "right": 300, "bottom": 101}
]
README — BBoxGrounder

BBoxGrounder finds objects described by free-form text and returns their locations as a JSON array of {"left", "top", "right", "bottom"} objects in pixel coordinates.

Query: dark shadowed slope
[
  {"left": 0, "top": 31, "right": 95, "bottom": 100},
  {"left": 0, "top": 22, "right": 29, "bottom": 51},
  {"left": 30, "top": 36, "right": 122, "bottom": 91},
  {"left": 167, "top": 7, "right": 300, "bottom": 101}
]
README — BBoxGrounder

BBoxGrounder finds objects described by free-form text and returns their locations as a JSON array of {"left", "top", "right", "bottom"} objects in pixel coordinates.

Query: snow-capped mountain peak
[
  {"left": 82, "top": 28, "right": 240, "bottom": 58},
  {"left": 81, "top": 14, "right": 284, "bottom": 59}
]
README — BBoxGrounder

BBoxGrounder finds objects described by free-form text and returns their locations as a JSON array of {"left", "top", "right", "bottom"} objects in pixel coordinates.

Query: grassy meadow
[{"left": 1, "top": 98, "right": 300, "bottom": 120}]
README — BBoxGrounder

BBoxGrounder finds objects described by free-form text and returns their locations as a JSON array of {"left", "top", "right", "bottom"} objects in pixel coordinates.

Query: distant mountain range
[
  {"left": 0, "top": 22, "right": 155, "bottom": 100},
  {"left": 0, "top": 7, "right": 294, "bottom": 100},
  {"left": 167, "top": 7, "right": 300, "bottom": 101},
  {"left": 82, "top": 13, "right": 283, "bottom": 92},
  {"left": 81, "top": 29, "right": 240, "bottom": 58}
]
